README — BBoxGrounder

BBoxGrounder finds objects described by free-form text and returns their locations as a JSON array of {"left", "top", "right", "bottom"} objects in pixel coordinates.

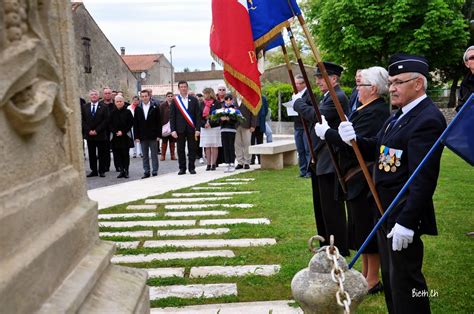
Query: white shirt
[
  {"left": 179, "top": 95, "right": 189, "bottom": 110},
  {"left": 91, "top": 102, "right": 98, "bottom": 113},
  {"left": 142, "top": 102, "right": 151, "bottom": 119},
  {"left": 397, "top": 94, "right": 427, "bottom": 121}
]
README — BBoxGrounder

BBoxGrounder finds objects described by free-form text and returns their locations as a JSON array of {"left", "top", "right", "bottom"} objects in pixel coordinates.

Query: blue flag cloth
[
  {"left": 248, "top": 0, "right": 300, "bottom": 49},
  {"left": 264, "top": 34, "right": 285, "bottom": 52},
  {"left": 441, "top": 94, "right": 474, "bottom": 166}
]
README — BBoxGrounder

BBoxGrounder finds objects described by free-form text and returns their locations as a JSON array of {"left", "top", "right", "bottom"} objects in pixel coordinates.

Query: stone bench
[{"left": 248, "top": 140, "right": 297, "bottom": 170}]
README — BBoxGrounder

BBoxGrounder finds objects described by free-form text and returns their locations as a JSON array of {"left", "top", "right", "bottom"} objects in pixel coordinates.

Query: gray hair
[
  {"left": 89, "top": 89, "right": 99, "bottom": 96},
  {"left": 463, "top": 46, "right": 474, "bottom": 61},
  {"left": 114, "top": 95, "right": 124, "bottom": 102},
  {"left": 294, "top": 74, "right": 304, "bottom": 81},
  {"left": 360, "top": 66, "right": 389, "bottom": 96},
  {"left": 411, "top": 73, "right": 428, "bottom": 91}
]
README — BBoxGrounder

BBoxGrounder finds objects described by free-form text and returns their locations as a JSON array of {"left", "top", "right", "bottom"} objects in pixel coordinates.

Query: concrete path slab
[
  {"left": 208, "top": 182, "right": 249, "bottom": 186},
  {"left": 165, "top": 203, "right": 253, "bottom": 210},
  {"left": 143, "top": 238, "right": 276, "bottom": 249},
  {"left": 145, "top": 197, "right": 232, "bottom": 204},
  {"left": 225, "top": 178, "right": 255, "bottom": 181},
  {"left": 156, "top": 228, "right": 230, "bottom": 237},
  {"left": 149, "top": 283, "right": 237, "bottom": 300},
  {"left": 126, "top": 205, "right": 157, "bottom": 210},
  {"left": 164, "top": 210, "right": 228, "bottom": 217},
  {"left": 113, "top": 241, "right": 140, "bottom": 249},
  {"left": 98, "top": 213, "right": 157, "bottom": 220},
  {"left": 150, "top": 300, "right": 302, "bottom": 313},
  {"left": 112, "top": 250, "right": 235, "bottom": 263},
  {"left": 100, "top": 231, "right": 154, "bottom": 238},
  {"left": 146, "top": 268, "right": 185, "bottom": 279},
  {"left": 89, "top": 166, "right": 258, "bottom": 209},
  {"left": 199, "top": 218, "right": 270, "bottom": 226},
  {"left": 191, "top": 186, "right": 226, "bottom": 190},
  {"left": 172, "top": 191, "right": 257, "bottom": 197},
  {"left": 189, "top": 265, "right": 281, "bottom": 278},
  {"left": 99, "top": 220, "right": 195, "bottom": 228}
]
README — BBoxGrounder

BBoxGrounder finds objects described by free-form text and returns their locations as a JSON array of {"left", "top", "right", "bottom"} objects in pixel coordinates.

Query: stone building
[
  {"left": 121, "top": 49, "right": 173, "bottom": 93},
  {"left": 262, "top": 62, "right": 317, "bottom": 84},
  {"left": 71, "top": 2, "right": 138, "bottom": 99},
  {"left": 174, "top": 63, "right": 225, "bottom": 94}
]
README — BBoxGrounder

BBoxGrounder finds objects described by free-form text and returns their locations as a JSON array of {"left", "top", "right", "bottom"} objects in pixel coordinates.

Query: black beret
[
  {"left": 388, "top": 53, "right": 429, "bottom": 77},
  {"left": 314, "top": 62, "right": 344, "bottom": 77}
]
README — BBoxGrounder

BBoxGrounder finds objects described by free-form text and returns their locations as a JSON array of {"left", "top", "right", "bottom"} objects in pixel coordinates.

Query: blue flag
[
  {"left": 264, "top": 34, "right": 285, "bottom": 52},
  {"left": 441, "top": 94, "right": 474, "bottom": 166},
  {"left": 247, "top": 0, "right": 300, "bottom": 49}
]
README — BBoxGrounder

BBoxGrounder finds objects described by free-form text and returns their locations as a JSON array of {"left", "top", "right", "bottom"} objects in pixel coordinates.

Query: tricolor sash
[{"left": 174, "top": 95, "right": 195, "bottom": 128}]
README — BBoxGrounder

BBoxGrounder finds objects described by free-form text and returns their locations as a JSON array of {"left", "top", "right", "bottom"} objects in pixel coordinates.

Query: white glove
[
  {"left": 291, "top": 93, "right": 300, "bottom": 101},
  {"left": 314, "top": 115, "right": 330, "bottom": 140},
  {"left": 387, "top": 223, "right": 414, "bottom": 251},
  {"left": 338, "top": 121, "right": 356, "bottom": 146}
]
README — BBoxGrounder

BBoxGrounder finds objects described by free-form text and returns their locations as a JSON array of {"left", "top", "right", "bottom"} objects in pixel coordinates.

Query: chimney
[
  {"left": 120, "top": 47, "right": 125, "bottom": 56},
  {"left": 211, "top": 62, "right": 216, "bottom": 71}
]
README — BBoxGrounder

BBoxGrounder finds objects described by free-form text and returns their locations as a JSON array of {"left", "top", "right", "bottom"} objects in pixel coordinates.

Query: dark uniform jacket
[
  {"left": 457, "top": 72, "right": 474, "bottom": 112},
  {"left": 81, "top": 102, "right": 109, "bottom": 141},
  {"left": 325, "top": 97, "right": 390, "bottom": 200},
  {"left": 109, "top": 107, "right": 134, "bottom": 149},
  {"left": 294, "top": 85, "right": 349, "bottom": 175},
  {"left": 134, "top": 102, "right": 162, "bottom": 141},
  {"left": 357, "top": 97, "right": 446, "bottom": 235},
  {"left": 170, "top": 95, "right": 201, "bottom": 134}
]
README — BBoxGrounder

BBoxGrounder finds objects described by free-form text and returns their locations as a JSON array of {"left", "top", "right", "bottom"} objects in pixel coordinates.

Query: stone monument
[{"left": 0, "top": 1, "right": 149, "bottom": 312}]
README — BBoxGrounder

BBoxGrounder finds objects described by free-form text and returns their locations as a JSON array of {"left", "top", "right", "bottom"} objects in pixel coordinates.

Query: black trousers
[
  {"left": 377, "top": 229, "right": 430, "bottom": 314},
  {"left": 177, "top": 132, "right": 197, "bottom": 171},
  {"left": 317, "top": 173, "right": 349, "bottom": 256},
  {"left": 251, "top": 126, "right": 264, "bottom": 163},
  {"left": 221, "top": 132, "right": 236, "bottom": 164},
  {"left": 310, "top": 168, "right": 327, "bottom": 247},
  {"left": 113, "top": 147, "right": 130, "bottom": 172},
  {"left": 87, "top": 140, "right": 107, "bottom": 174}
]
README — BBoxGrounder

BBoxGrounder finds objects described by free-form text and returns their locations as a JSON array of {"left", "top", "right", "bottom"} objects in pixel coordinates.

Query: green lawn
[{"left": 102, "top": 150, "right": 473, "bottom": 312}]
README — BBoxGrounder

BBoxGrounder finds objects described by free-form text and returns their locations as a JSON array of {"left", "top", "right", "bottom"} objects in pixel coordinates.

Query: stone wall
[{"left": 72, "top": 4, "right": 138, "bottom": 100}]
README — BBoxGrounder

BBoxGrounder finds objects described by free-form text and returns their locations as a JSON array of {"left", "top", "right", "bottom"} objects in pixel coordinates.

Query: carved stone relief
[{"left": 0, "top": 0, "right": 71, "bottom": 136}]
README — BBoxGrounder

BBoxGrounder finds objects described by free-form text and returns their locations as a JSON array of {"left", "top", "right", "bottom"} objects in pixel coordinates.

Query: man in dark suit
[
  {"left": 134, "top": 89, "right": 162, "bottom": 179},
  {"left": 339, "top": 53, "right": 446, "bottom": 313},
  {"left": 82, "top": 89, "right": 109, "bottom": 177},
  {"left": 294, "top": 62, "right": 350, "bottom": 256},
  {"left": 99, "top": 87, "right": 115, "bottom": 172},
  {"left": 170, "top": 80, "right": 201, "bottom": 175}
]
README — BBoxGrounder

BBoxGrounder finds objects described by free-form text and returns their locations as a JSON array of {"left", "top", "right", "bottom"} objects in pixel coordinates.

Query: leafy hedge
[{"left": 262, "top": 81, "right": 352, "bottom": 121}]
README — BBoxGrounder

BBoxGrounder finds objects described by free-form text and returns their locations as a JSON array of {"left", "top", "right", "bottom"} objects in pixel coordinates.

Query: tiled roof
[
  {"left": 175, "top": 70, "right": 224, "bottom": 82},
  {"left": 122, "top": 54, "right": 163, "bottom": 72}
]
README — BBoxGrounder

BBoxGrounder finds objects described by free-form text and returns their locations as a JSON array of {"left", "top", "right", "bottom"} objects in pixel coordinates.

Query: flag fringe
[
  {"left": 211, "top": 51, "right": 262, "bottom": 116},
  {"left": 254, "top": 20, "right": 290, "bottom": 50}
]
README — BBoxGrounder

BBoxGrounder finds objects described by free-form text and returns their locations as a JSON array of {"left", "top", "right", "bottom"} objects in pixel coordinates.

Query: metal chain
[{"left": 326, "top": 235, "right": 352, "bottom": 314}]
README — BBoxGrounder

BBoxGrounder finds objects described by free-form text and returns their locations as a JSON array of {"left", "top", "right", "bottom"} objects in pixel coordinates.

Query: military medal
[
  {"left": 391, "top": 166, "right": 397, "bottom": 172},
  {"left": 384, "top": 165, "right": 391, "bottom": 172}
]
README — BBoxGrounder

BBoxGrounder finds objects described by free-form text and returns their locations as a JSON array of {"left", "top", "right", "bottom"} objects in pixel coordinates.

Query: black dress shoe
[
  {"left": 124, "top": 171, "right": 129, "bottom": 179},
  {"left": 86, "top": 172, "right": 98, "bottom": 177},
  {"left": 235, "top": 164, "right": 244, "bottom": 170},
  {"left": 99, "top": 173, "right": 106, "bottom": 177},
  {"left": 178, "top": 170, "right": 186, "bottom": 175},
  {"left": 368, "top": 282, "right": 384, "bottom": 295},
  {"left": 141, "top": 174, "right": 150, "bottom": 179},
  {"left": 244, "top": 164, "right": 250, "bottom": 169},
  {"left": 152, "top": 173, "right": 158, "bottom": 176},
  {"left": 189, "top": 169, "right": 196, "bottom": 174},
  {"left": 206, "top": 165, "right": 211, "bottom": 171},
  {"left": 117, "top": 172, "right": 124, "bottom": 178},
  {"left": 211, "top": 165, "right": 216, "bottom": 171}
]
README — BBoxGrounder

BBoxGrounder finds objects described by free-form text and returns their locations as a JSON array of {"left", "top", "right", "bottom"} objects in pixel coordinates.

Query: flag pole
[
  {"left": 280, "top": 43, "right": 317, "bottom": 170},
  {"left": 286, "top": 24, "right": 347, "bottom": 194},
  {"left": 293, "top": 14, "right": 384, "bottom": 216},
  {"left": 348, "top": 96, "right": 473, "bottom": 268}
]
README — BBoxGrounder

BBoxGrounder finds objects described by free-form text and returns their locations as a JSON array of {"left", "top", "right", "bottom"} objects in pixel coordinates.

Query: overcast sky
[{"left": 82, "top": 0, "right": 219, "bottom": 72}]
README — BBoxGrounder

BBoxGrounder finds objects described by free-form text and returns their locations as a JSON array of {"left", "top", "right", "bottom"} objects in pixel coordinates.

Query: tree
[{"left": 302, "top": 0, "right": 470, "bottom": 106}]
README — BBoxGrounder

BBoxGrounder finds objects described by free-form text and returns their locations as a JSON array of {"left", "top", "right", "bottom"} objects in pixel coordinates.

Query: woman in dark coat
[
  {"left": 315, "top": 66, "right": 391, "bottom": 294},
  {"left": 110, "top": 95, "right": 134, "bottom": 178}
]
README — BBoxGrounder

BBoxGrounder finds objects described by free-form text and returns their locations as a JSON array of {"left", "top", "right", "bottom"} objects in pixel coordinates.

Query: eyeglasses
[
  {"left": 357, "top": 84, "right": 372, "bottom": 87},
  {"left": 388, "top": 77, "right": 418, "bottom": 88},
  {"left": 218, "top": 89, "right": 226, "bottom": 91},
  {"left": 467, "top": 56, "right": 474, "bottom": 61}
]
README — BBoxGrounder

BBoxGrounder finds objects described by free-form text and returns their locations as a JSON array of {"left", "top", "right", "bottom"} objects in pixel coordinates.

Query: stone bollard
[{"left": 291, "top": 236, "right": 368, "bottom": 313}]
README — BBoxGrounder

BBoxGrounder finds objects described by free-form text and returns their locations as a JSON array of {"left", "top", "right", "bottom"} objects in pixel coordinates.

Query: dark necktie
[
  {"left": 91, "top": 104, "right": 96, "bottom": 116},
  {"left": 386, "top": 109, "right": 403, "bottom": 133}
]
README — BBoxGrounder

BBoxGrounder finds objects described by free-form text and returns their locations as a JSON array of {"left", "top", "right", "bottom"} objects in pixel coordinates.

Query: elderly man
[
  {"left": 339, "top": 53, "right": 446, "bottom": 313},
  {"left": 457, "top": 46, "right": 474, "bottom": 112},
  {"left": 294, "top": 62, "right": 350, "bottom": 256}
]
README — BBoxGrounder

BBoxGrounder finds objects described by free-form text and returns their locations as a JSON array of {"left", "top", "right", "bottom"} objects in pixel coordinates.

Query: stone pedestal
[{"left": 0, "top": 1, "right": 149, "bottom": 313}]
